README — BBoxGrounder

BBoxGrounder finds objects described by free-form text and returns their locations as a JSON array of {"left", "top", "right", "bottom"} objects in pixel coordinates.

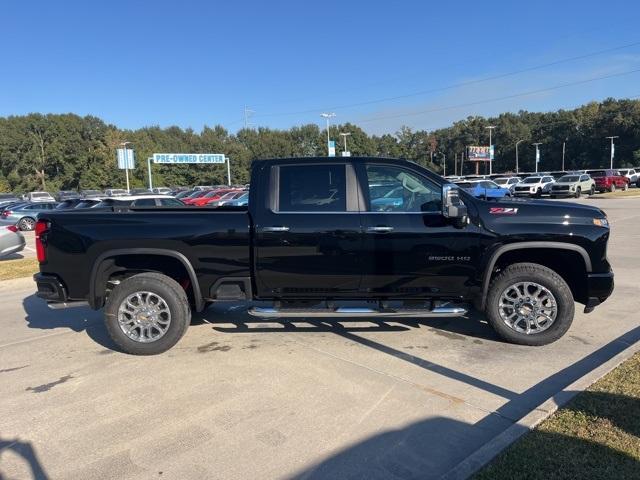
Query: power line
[
  {"left": 355, "top": 67, "right": 640, "bottom": 124},
  {"left": 251, "top": 40, "right": 640, "bottom": 119}
]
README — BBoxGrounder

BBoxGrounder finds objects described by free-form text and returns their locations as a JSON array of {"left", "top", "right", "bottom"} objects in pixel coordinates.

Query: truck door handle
[
  {"left": 367, "top": 226, "right": 394, "bottom": 233},
  {"left": 262, "top": 226, "right": 290, "bottom": 232}
]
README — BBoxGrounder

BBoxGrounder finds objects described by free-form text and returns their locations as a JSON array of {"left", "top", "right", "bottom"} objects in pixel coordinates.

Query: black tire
[
  {"left": 636, "top": 179, "right": 640, "bottom": 188},
  {"left": 485, "top": 262, "right": 574, "bottom": 346},
  {"left": 104, "top": 272, "right": 191, "bottom": 355},
  {"left": 574, "top": 187, "right": 581, "bottom": 198},
  {"left": 535, "top": 188, "right": 542, "bottom": 198},
  {"left": 590, "top": 185, "right": 595, "bottom": 195},
  {"left": 18, "top": 217, "right": 36, "bottom": 231}
]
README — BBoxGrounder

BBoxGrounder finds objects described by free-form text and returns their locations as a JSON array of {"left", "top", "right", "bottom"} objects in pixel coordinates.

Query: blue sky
[{"left": 1, "top": 0, "right": 639, "bottom": 134}]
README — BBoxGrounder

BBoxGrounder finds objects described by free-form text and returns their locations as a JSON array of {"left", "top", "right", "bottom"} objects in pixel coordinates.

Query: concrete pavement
[{"left": 0, "top": 198, "right": 639, "bottom": 479}]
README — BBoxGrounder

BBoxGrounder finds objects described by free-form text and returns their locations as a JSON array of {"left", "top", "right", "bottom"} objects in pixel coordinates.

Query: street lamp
[
  {"left": 515, "top": 139, "right": 524, "bottom": 174},
  {"left": 339, "top": 132, "right": 351, "bottom": 156},
  {"left": 606, "top": 136, "right": 619, "bottom": 169},
  {"left": 486, "top": 126, "right": 496, "bottom": 175},
  {"left": 119, "top": 141, "right": 133, "bottom": 193},
  {"left": 320, "top": 113, "right": 336, "bottom": 156},
  {"left": 532, "top": 142, "right": 542, "bottom": 173}
]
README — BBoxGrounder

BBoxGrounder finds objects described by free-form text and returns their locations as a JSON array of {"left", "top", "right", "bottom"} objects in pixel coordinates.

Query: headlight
[
  {"left": 570, "top": 186, "right": 575, "bottom": 190},
  {"left": 593, "top": 218, "right": 609, "bottom": 228}
]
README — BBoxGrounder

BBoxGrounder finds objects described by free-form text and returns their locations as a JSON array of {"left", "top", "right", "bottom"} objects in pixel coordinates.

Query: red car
[
  {"left": 191, "top": 189, "right": 240, "bottom": 207},
  {"left": 181, "top": 190, "right": 213, "bottom": 205},
  {"left": 588, "top": 169, "right": 630, "bottom": 193}
]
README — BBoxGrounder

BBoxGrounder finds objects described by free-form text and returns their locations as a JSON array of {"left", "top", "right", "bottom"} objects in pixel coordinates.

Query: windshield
[
  {"left": 0, "top": 194, "right": 15, "bottom": 199},
  {"left": 559, "top": 175, "right": 580, "bottom": 182},
  {"left": 523, "top": 177, "right": 541, "bottom": 184},
  {"left": 494, "top": 178, "right": 509, "bottom": 185},
  {"left": 589, "top": 171, "right": 606, "bottom": 177}
]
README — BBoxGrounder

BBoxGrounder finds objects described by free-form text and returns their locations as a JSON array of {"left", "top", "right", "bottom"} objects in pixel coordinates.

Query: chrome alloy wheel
[
  {"left": 118, "top": 291, "right": 172, "bottom": 343},
  {"left": 498, "top": 282, "right": 558, "bottom": 335}
]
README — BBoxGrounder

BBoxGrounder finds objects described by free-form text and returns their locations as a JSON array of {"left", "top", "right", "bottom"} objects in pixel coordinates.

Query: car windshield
[
  {"left": 32, "top": 192, "right": 50, "bottom": 198},
  {"left": 494, "top": 178, "right": 509, "bottom": 185},
  {"left": 589, "top": 171, "right": 606, "bottom": 177},
  {"left": 523, "top": 177, "right": 541, "bottom": 184},
  {"left": 559, "top": 175, "right": 580, "bottom": 182},
  {"left": 619, "top": 169, "right": 628, "bottom": 175}
]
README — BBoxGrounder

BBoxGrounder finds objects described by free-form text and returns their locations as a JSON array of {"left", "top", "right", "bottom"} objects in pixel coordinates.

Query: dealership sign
[
  {"left": 152, "top": 153, "right": 226, "bottom": 164},
  {"left": 117, "top": 148, "right": 135, "bottom": 169},
  {"left": 468, "top": 146, "right": 492, "bottom": 162}
]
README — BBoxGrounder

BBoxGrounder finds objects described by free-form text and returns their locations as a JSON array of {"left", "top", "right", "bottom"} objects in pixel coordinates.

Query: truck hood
[{"left": 477, "top": 197, "right": 607, "bottom": 225}]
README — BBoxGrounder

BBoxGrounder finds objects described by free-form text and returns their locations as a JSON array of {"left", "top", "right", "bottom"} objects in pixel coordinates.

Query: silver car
[{"left": 0, "top": 225, "right": 26, "bottom": 258}]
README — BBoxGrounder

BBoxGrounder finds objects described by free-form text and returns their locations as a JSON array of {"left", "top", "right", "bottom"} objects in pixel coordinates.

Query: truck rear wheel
[
  {"left": 104, "top": 272, "right": 191, "bottom": 355},
  {"left": 485, "top": 263, "right": 574, "bottom": 346}
]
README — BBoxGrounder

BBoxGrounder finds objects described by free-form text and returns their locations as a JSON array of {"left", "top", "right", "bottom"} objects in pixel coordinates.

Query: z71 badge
[{"left": 489, "top": 207, "right": 518, "bottom": 215}]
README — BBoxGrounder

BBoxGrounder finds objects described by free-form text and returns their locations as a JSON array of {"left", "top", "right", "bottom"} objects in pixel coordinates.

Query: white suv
[{"left": 513, "top": 176, "right": 555, "bottom": 197}]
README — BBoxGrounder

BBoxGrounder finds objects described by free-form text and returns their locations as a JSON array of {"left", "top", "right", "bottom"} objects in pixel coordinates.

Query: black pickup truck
[{"left": 34, "top": 157, "right": 614, "bottom": 355}]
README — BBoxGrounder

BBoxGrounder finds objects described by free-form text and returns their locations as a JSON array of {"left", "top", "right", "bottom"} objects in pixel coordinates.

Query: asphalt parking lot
[{"left": 1, "top": 197, "right": 639, "bottom": 480}]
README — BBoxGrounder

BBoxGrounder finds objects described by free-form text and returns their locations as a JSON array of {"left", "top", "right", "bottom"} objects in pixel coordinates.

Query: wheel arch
[
  {"left": 480, "top": 242, "right": 592, "bottom": 310},
  {"left": 89, "top": 248, "right": 204, "bottom": 312}
]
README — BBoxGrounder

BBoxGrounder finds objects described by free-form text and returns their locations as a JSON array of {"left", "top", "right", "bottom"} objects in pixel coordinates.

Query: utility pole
[
  {"left": 339, "top": 132, "right": 351, "bottom": 156},
  {"left": 147, "top": 157, "right": 153, "bottom": 190},
  {"left": 515, "top": 139, "right": 524, "bottom": 174},
  {"left": 486, "top": 126, "right": 496, "bottom": 175},
  {"left": 606, "top": 136, "right": 619, "bottom": 169},
  {"left": 320, "top": 113, "right": 336, "bottom": 156},
  {"left": 243, "top": 106, "right": 254, "bottom": 129},
  {"left": 454, "top": 153, "right": 458, "bottom": 176},
  {"left": 438, "top": 152, "right": 446, "bottom": 177},
  {"left": 532, "top": 143, "right": 542, "bottom": 173},
  {"left": 226, "top": 156, "right": 232, "bottom": 186}
]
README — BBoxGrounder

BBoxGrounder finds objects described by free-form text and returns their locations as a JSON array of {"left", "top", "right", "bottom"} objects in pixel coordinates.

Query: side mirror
[{"left": 442, "top": 184, "right": 468, "bottom": 219}]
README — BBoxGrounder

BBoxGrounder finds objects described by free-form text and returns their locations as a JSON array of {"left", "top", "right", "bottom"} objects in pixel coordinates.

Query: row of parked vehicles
[
  {"left": 0, "top": 185, "right": 250, "bottom": 232},
  {"left": 447, "top": 168, "right": 639, "bottom": 199}
]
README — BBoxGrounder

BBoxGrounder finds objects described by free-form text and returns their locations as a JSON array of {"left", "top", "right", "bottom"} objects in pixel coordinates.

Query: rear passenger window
[
  {"left": 278, "top": 165, "right": 346, "bottom": 212},
  {"left": 133, "top": 198, "right": 156, "bottom": 207}
]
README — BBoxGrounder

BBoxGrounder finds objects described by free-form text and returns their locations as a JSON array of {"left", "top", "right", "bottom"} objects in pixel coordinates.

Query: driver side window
[{"left": 365, "top": 164, "right": 441, "bottom": 212}]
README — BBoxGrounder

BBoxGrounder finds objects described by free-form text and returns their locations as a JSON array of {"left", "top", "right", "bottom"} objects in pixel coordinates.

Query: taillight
[
  {"left": 35, "top": 220, "right": 50, "bottom": 263},
  {"left": 7, "top": 225, "right": 18, "bottom": 233},
  {"left": 1, "top": 210, "right": 10, "bottom": 218}
]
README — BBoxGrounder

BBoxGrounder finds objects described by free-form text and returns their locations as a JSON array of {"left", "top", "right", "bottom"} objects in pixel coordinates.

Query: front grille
[
  {"left": 552, "top": 185, "right": 570, "bottom": 191},
  {"left": 515, "top": 186, "right": 531, "bottom": 191}
]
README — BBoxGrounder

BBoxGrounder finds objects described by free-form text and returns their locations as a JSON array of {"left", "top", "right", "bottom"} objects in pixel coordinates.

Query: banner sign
[
  {"left": 468, "top": 146, "right": 491, "bottom": 162},
  {"left": 328, "top": 141, "right": 336, "bottom": 157},
  {"left": 117, "top": 148, "right": 135, "bottom": 169},
  {"left": 153, "top": 153, "right": 226, "bottom": 164}
]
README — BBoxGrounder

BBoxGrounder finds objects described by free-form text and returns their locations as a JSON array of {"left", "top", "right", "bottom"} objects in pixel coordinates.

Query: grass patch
[
  {"left": 0, "top": 257, "right": 39, "bottom": 280},
  {"left": 475, "top": 352, "right": 640, "bottom": 479}
]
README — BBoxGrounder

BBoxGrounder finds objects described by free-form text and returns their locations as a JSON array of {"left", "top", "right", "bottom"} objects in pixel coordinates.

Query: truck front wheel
[
  {"left": 104, "top": 272, "right": 191, "bottom": 355},
  {"left": 485, "top": 263, "right": 574, "bottom": 346}
]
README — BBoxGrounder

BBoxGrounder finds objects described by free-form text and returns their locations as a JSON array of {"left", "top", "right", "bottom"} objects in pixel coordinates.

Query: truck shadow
[
  {"left": 0, "top": 437, "right": 50, "bottom": 480},
  {"left": 21, "top": 294, "right": 119, "bottom": 351}
]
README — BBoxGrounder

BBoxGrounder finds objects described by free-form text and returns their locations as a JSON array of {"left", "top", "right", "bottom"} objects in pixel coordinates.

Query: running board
[{"left": 248, "top": 305, "right": 467, "bottom": 318}]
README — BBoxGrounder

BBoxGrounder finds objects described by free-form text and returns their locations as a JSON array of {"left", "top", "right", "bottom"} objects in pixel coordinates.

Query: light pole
[
  {"left": 515, "top": 139, "right": 524, "bottom": 174},
  {"left": 119, "top": 141, "right": 133, "bottom": 193},
  {"left": 532, "top": 143, "right": 542, "bottom": 173},
  {"left": 606, "top": 136, "right": 619, "bottom": 169},
  {"left": 147, "top": 157, "right": 153, "bottom": 190},
  {"left": 486, "top": 125, "right": 496, "bottom": 174},
  {"left": 562, "top": 138, "right": 567, "bottom": 171},
  {"left": 320, "top": 113, "right": 336, "bottom": 156},
  {"left": 438, "top": 152, "right": 446, "bottom": 176},
  {"left": 226, "top": 156, "right": 232, "bottom": 186},
  {"left": 339, "top": 132, "right": 351, "bottom": 156}
]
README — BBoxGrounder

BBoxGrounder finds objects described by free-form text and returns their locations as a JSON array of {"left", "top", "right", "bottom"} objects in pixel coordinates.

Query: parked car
[
  {"left": 56, "top": 198, "right": 86, "bottom": 210},
  {"left": 206, "top": 190, "right": 248, "bottom": 207},
  {"left": 175, "top": 190, "right": 196, "bottom": 200},
  {"left": 152, "top": 187, "right": 173, "bottom": 195},
  {"left": 454, "top": 180, "right": 511, "bottom": 199},
  {"left": 91, "top": 196, "right": 186, "bottom": 210},
  {"left": 34, "top": 156, "right": 614, "bottom": 355},
  {"left": 130, "top": 188, "right": 152, "bottom": 195},
  {"left": 57, "top": 190, "right": 80, "bottom": 201},
  {"left": 0, "top": 201, "right": 23, "bottom": 213},
  {"left": 634, "top": 167, "right": 640, "bottom": 187},
  {"left": 25, "top": 191, "right": 56, "bottom": 203},
  {"left": 192, "top": 189, "right": 241, "bottom": 207},
  {"left": 493, "top": 177, "right": 522, "bottom": 193},
  {"left": 0, "top": 193, "right": 22, "bottom": 206},
  {"left": 222, "top": 191, "right": 249, "bottom": 207},
  {"left": 618, "top": 168, "right": 638, "bottom": 185},
  {"left": 0, "top": 225, "right": 26, "bottom": 258},
  {"left": 104, "top": 189, "right": 128, "bottom": 197},
  {"left": 513, "top": 176, "right": 555, "bottom": 197},
  {"left": 181, "top": 190, "right": 213, "bottom": 205},
  {"left": 587, "top": 169, "right": 629, "bottom": 193},
  {"left": 550, "top": 174, "right": 595, "bottom": 198},
  {"left": 81, "top": 190, "right": 104, "bottom": 199},
  {"left": 1, "top": 202, "right": 58, "bottom": 230}
]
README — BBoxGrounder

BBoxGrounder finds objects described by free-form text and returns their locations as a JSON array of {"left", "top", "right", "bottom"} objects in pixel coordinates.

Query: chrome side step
[
  {"left": 248, "top": 305, "right": 467, "bottom": 318},
  {"left": 47, "top": 301, "right": 90, "bottom": 310}
]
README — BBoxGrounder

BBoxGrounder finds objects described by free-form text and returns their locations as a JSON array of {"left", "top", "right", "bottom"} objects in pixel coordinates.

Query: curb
[{"left": 441, "top": 337, "right": 640, "bottom": 480}]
